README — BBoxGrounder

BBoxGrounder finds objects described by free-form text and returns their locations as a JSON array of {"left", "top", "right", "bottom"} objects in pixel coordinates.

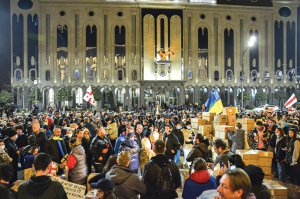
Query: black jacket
[
  {"left": 274, "top": 136, "right": 287, "bottom": 162},
  {"left": 35, "top": 132, "right": 48, "bottom": 153},
  {"left": 134, "top": 132, "right": 143, "bottom": 149},
  {"left": 252, "top": 185, "right": 270, "bottom": 199},
  {"left": 16, "top": 133, "right": 28, "bottom": 149},
  {"left": 90, "top": 135, "right": 113, "bottom": 164},
  {"left": 163, "top": 133, "right": 181, "bottom": 160},
  {"left": 172, "top": 129, "right": 184, "bottom": 146},
  {"left": 46, "top": 138, "right": 68, "bottom": 163},
  {"left": 186, "top": 143, "right": 209, "bottom": 164},
  {"left": 17, "top": 176, "right": 67, "bottom": 199},
  {"left": 142, "top": 154, "right": 181, "bottom": 199},
  {"left": 4, "top": 137, "right": 19, "bottom": 159}
]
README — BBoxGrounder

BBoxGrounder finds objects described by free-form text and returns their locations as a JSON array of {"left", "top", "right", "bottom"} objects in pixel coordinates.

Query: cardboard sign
[{"left": 50, "top": 175, "right": 86, "bottom": 199}]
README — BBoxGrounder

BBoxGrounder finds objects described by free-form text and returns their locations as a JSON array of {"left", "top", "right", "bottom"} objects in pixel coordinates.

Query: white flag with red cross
[
  {"left": 83, "top": 86, "right": 96, "bottom": 106},
  {"left": 284, "top": 93, "right": 297, "bottom": 108}
]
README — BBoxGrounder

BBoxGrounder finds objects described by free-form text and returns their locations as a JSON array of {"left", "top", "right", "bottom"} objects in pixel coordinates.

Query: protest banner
[{"left": 50, "top": 175, "right": 86, "bottom": 199}]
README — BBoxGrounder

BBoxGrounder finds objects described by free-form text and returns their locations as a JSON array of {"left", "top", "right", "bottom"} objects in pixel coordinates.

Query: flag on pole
[
  {"left": 83, "top": 86, "right": 96, "bottom": 106},
  {"left": 284, "top": 93, "right": 297, "bottom": 108},
  {"left": 205, "top": 90, "right": 223, "bottom": 114}
]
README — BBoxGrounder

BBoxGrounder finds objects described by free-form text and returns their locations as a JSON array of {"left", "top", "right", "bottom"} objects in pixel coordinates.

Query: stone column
[
  {"left": 283, "top": 20, "right": 287, "bottom": 83},
  {"left": 140, "top": 83, "right": 144, "bottom": 108},
  {"left": 24, "top": 13, "right": 28, "bottom": 82}
]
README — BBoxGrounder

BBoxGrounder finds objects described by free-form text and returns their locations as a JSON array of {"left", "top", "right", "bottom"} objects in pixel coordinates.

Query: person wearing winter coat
[
  {"left": 46, "top": 127, "right": 68, "bottom": 168},
  {"left": 32, "top": 122, "right": 48, "bottom": 153},
  {"left": 90, "top": 178, "right": 117, "bottom": 199},
  {"left": 186, "top": 133, "right": 209, "bottom": 172},
  {"left": 286, "top": 128, "right": 300, "bottom": 185},
  {"left": 106, "top": 151, "right": 146, "bottom": 199},
  {"left": 271, "top": 128, "right": 287, "bottom": 181},
  {"left": 105, "top": 117, "right": 118, "bottom": 148},
  {"left": 244, "top": 165, "right": 270, "bottom": 199},
  {"left": 18, "top": 153, "right": 67, "bottom": 199},
  {"left": 172, "top": 121, "right": 184, "bottom": 165},
  {"left": 67, "top": 138, "right": 88, "bottom": 185},
  {"left": 212, "top": 138, "right": 233, "bottom": 168},
  {"left": 4, "top": 128, "right": 19, "bottom": 182},
  {"left": 249, "top": 121, "right": 268, "bottom": 150},
  {"left": 228, "top": 123, "right": 245, "bottom": 153},
  {"left": 90, "top": 127, "right": 113, "bottom": 173},
  {"left": 182, "top": 158, "right": 217, "bottom": 199},
  {"left": 139, "top": 137, "right": 155, "bottom": 174},
  {"left": 142, "top": 140, "right": 181, "bottom": 199},
  {"left": 114, "top": 126, "right": 134, "bottom": 154},
  {"left": 162, "top": 125, "right": 181, "bottom": 161},
  {"left": 119, "top": 132, "right": 140, "bottom": 173},
  {"left": 82, "top": 128, "right": 93, "bottom": 174}
]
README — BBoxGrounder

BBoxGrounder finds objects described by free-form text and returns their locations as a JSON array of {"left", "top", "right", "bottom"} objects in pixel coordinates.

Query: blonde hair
[
  {"left": 149, "top": 131, "right": 159, "bottom": 143},
  {"left": 117, "top": 151, "right": 131, "bottom": 167},
  {"left": 141, "top": 137, "right": 152, "bottom": 150},
  {"left": 82, "top": 128, "right": 90, "bottom": 135}
]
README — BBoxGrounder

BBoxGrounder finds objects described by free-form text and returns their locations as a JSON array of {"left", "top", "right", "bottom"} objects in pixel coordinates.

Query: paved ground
[{"left": 273, "top": 179, "right": 300, "bottom": 199}]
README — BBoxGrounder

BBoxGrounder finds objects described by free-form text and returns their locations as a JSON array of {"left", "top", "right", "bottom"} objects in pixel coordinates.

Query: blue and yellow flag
[{"left": 205, "top": 90, "right": 223, "bottom": 114}]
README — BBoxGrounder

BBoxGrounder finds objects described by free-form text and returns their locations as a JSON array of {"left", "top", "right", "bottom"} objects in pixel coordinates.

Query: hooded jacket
[
  {"left": 17, "top": 175, "right": 67, "bottom": 199},
  {"left": 106, "top": 165, "right": 146, "bottom": 199},
  {"left": 214, "top": 149, "right": 233, "bottom": 168},
  {"left": 120, "top": 139, "right": 140, "bottom": 171},
  {"left": 142, "top": 154, "right": 181, "bottom": 199},
  {"left": 182, "top": 170, "right": 217, "bottom": 199},
  {"left": 186, "top": 143, "right": 209, "bottom": 165}
]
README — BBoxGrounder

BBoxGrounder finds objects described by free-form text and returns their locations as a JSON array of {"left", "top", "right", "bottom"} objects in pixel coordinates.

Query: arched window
[
  {"left": 214, "top": 71, "right": 219, "bottom": 81},
  {"left": 46, "top": 70, "right": 50, "bottom": 81}
]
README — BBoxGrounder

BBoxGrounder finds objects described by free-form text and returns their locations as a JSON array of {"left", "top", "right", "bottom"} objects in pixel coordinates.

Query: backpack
[{"left": 151, "top": 159, "right": 175, "bottom": 194}]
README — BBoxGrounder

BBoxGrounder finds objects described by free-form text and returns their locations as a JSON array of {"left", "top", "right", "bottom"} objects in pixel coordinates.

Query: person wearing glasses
[{"left": 216, "top": 168, "right": 255, "bottom": 199}]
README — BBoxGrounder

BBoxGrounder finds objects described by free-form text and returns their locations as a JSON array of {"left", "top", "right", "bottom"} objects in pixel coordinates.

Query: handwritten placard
[{"left": 50, "top": 175, "right": 86, "bottom": 199}]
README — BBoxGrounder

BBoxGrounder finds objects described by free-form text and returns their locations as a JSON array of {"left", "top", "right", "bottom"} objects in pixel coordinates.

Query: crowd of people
[{"left": 0, "top": 107, "right": 299, "bottom": 199}]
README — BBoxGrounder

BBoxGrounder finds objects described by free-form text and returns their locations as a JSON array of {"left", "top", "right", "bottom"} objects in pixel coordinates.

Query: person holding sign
[{"left": 18, "top": 153, "right": 67, "bottom": 199}]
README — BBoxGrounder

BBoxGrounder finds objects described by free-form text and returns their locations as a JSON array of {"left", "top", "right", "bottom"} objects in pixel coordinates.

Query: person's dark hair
[
  {"left": 0, "top": 164, "right": 14, "bottom": 182},
  {"left": 289, "top": 128, "right": 298, "bottom": 139},
  {"left": 164, "top": 125, "right": 170, "bottom": 129},
  {"left": 236, "top": 123, "right": 242, "bottom": 129},
  {"left": 0, "top": 139, "right": 3, "bottom": 143},
  {"left": 26, "top": 124, "right": 33, "bottom": 134},
  {"left": 213, "top": 138, "right": 227, "bottom": 150},
  {"left": 276, "top": 127, "right": 285, "bottom": 137},
  {"left": 229, "top": 154, "right": 246, "bottom": 169},
  {"left": 224, "top": 168, "right": 251, "bottom": 199},
  {"left": 0, "top": 184, "right": 12, "bottom": 199},
  {"left": 28, "top": 134, "right": 37, "bottom": 146},
  {"left": 153, "top": 140, "right": 165, "bottom": 154},
  {"left": 29, "top": 146, "right": 38, "bottom": 154},
  {"left": 33, "top": 153, "right": 52, "bottom": 171},
  {"left": 192, "top": 158, "right": 207, "bottom": 171},
  {"left": 15, "top": 125, "right": 23, "bottom": 131},
  {"left": 244, "top": 165, "right": 264, "bottom": 185},
  {"left": 194, "top": 133, "right": 204, "bottom": 144},
  {"left": 103, "top": 154, "right": 118, "bottom": 173},
  {"left": 256, "top": 121, "right": 263, "bottom": 126}
]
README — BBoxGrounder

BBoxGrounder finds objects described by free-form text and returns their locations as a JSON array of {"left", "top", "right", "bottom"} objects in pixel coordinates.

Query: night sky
[{"left": 0, "top": 0, "right": 10, "bottom": 87}]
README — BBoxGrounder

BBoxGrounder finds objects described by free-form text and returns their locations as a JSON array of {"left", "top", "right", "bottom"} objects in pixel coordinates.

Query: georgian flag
[
  {"left": 284, "top": 93, "right": 297, "bottom": 108},
  {"left": 83, "top": 86, "right": 96, "bottom": 106}
]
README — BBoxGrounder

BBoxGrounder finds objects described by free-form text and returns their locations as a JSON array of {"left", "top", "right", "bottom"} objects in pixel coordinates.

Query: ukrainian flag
[{"left": 205, "top": 90, "right": 223, "bottom": 114}]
